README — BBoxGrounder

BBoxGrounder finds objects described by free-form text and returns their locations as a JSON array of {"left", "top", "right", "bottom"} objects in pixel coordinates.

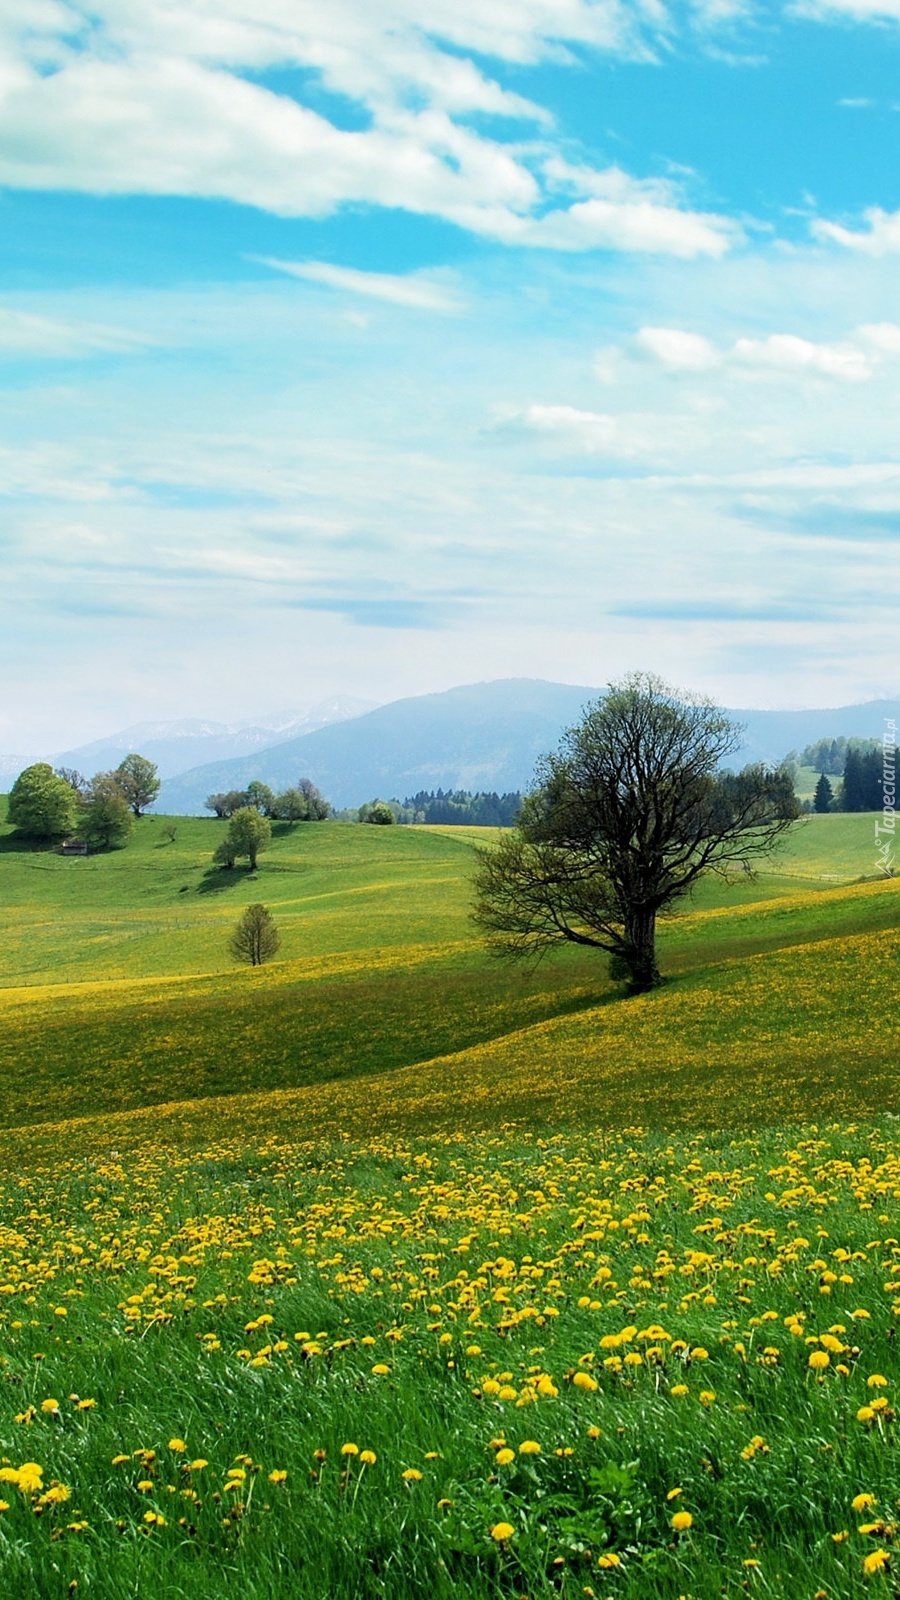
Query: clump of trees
[
  {"left": 794, "top": 736, "right": 879, "bottom": 776},
  {"left": 206, "top": 778, "right": 330, "bottom": 822},
  {"left": 230, "top": 903, "right": 280, "bottom": 966},
  {"left": 7, "top": 755, "right": 160, "bottom": 850},
  {"left": 472, "top": 673, "right": 800, "bottom": 995},
  {"left": 790, "top": 739, "right": 884, "bottom": 813}
]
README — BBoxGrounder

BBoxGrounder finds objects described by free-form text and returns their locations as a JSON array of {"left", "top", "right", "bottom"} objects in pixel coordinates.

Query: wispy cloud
[
  {"left": 0, "top": 307, "right": 151, "bottom": 358},
  {"left": 253, "top": 258, "right": 464, "bottom": 312},
  {"left": 813, "top": 205, "right": 900, "bottom": 253}
]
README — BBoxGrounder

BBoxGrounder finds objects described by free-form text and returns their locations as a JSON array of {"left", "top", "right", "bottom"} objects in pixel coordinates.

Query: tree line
[
  {"left": 807, "top": 744, "right": 884, "bottom": 813},
  {"left": 206, "top": 779, "right": 329, "bottom": 822}
]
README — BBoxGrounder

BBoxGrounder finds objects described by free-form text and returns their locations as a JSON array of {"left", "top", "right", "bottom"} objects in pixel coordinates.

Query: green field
[{"left": 0, "top": 805, "right": 898, "bottom": 1598}]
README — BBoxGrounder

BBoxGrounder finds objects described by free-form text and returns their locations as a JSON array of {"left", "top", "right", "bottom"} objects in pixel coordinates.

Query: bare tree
[
  {"left": 472, "top": 673, "right": 799, "bottom": 993},
  {"left": 230, "top": 903, "right": 280, "bottom": 966}
]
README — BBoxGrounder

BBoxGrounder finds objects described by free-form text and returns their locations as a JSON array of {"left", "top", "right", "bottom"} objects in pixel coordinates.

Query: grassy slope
[{"left": 0, "top": 807, "right": 898, "bottom": 1155}]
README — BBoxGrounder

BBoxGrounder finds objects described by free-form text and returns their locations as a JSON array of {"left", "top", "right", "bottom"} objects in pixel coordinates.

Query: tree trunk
[{"left": 623, "top": 905, "right": 660, "bottom": 993}]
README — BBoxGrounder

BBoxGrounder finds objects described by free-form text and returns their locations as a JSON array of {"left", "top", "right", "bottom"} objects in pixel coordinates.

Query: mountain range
[
  {"left": 4, "top": 680, "right": 897, "bottom": 814},
  {"left": 155, "top": 680, "right": 899, "bottom": 815}
]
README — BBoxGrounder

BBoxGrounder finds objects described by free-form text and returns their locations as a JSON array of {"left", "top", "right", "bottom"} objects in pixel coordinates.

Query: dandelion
[
  {"left": 40, "top": 1398, "right": 60, "bottom": 1415},
  {"left": 862, "top": 1550, "right": 890, "bottom": 1576},
  {"left": 340, "top": 1443, "right": 359, "bottom": 1457},
  {"left": 699, "top": 1390, "right": 716, "bottom": 1406},
  {"left": 371, "top": 1364, "right": 390, "bottom": 1376},
  {"left": 359, "top": 1451, "right": 377, "bottom": 1466},
  {"left": 518, "top": 1440, "right": 541, "bottom": 1455},
  {"left": 597, "top": 1552, "right": 621, "bottom": 1568},
  {"left": 670, "top": 1384, "right": 689, "bottom": 1397},
  {"left": 402, "top": 1468, "right": 422, "bottom": 1481},
  {"left": 268, "top": 1469, "right": 288, "bottom": 1483},
  {"left": 809, "top": 1351, "right": 830, "bottom": 1372},
  {"left": 672, "top": 1510, "right": 693, "bottom": 1532},
  {"left": 867, "top": 1374, "right": 888, "bottom": 1388},
  {"left": 496, "top": 1448, "right": 515, "bottom": 1466},
  {"left": 168, "top": 1439, "right": 186, "bottom": 1453},
  {"left": 853, "top": 1495, "right": 877, "bottom": 1513},
  {"left": 491, "top": 1521, "right": 515, "bottom": 1542},
  {"left": 666, "top": 1487, "right": 683, "bottom": 1501},
  {"left": 189, "top": 1460, "right": 208, "bottom": 1472},
  {"left": 573, "top": 1370, "right": 598, "bottom": 1392}
]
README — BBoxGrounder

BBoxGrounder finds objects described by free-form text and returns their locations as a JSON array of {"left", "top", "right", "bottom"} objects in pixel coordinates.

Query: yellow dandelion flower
[
  {"left": 853, "top": 1495, "right": 877, "bottom": 1513},
  {"left": 40, "top": 1399, "right": 60, "bottom": 1415},
  {"left": 496, "top": 1448, "right": 515, "bottom": 1466},
  {"left": 340, "top": 1443, "right": 360, "bottom": 1457},
  {"left": 857, "top": 1406, "right": 876, "bottom": 1424},
  {"left": 671, "top": 1510, "right": 693, "bottom": 1532},
  {"left": 189, "top": 1460, "right": 208, "bottom": 1472},
  {"left": 573, "top": 1371, "right": 598, "bottom": 1393},
  {"left": 862, "top": 1550, "right": 890, "bottom": 1576},
  {"left": 371, "top": 1364, "right": 391, "bottom": 1376},
  {"left": 491, "top": 1521, "right": 515, "bottom": 1542},
  {"left": 597, "top": 1552, "right": 621, "bottom": 1568},
  {"left": 699, "top": 1390, "right": 716, "bottom": 1406},
  {"left": 809, "top": 1351, "right": 830, "bottom": 1372},
  {"left": 518, "top": 1440, "right": 541, "bottom": 1455},
  {"left": 359, "top": 1451, "right": 377, "bottom": 1466},
  {"left": 402, "top": 1468, "right": 423, "bottom": 1481},
  {"left": 268, "top": 1469, "right": 288, "bottom": 1483},
  {"left": 666, "top": 1487, "right": 683, "bottom": 1501},
  {"left": 670, "top": 1384, "right": 689, "bottom": 1397},
  {"left": 587, "top": 1425, "right": 602, "bottom": 1439},
  {"left": 867, "top": 1374, "right": 888, "bottom": 1388},
  {"left": 168, "top": 1439, "right": 186, "bottom": 1454}
]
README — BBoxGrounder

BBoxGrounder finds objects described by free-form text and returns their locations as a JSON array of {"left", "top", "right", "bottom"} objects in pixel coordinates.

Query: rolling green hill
[{"left": 0, "top": 805, "right": 897, "bottom": 1147}]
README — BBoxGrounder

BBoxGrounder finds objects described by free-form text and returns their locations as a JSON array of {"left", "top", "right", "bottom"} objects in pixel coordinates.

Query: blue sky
[{"left": 3, "top": 0, "right": 900, "bottom": 754}]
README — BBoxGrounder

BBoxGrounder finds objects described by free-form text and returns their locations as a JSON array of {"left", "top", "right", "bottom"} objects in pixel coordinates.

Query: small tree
[
  {"left": 54, "top": 766, "right": 89, "bottom": 800},
  {"left": 230, "top": 903, "right": 280, "bottom": 966},
  {"left": 226, "top": 806, "right": 271, "bottom": 869},
  {"left": 8, "top": 763, "right": 78, "bottom": 840},
  {"left": 297, "top": 778, "right": 330, "bottom": 820},
  {"left": 81, "top": 772, "right": 134, "bottom": 850},
  {"left": 813, "top": 774, "right": 833, "bottom": 814},
  {"left": 246, "top": 780, "right": 276, "bottom": 816},
  {"left": 115, "top": 754, "right": 161, "bottom": 816},
  {"left": 272, "top": 787, "right": 307, "bottom": 823},
  {"left": 213, "top": 837, "right": 237, "bottom": 869}
]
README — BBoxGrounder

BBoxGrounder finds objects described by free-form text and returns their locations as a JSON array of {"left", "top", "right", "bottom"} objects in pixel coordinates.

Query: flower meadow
[{"left": 1, "top": 1121, "right": 898, "bottom": 1599}]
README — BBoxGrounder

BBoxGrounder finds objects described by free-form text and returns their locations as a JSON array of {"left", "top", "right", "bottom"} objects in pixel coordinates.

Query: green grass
[{"left": 0, "top": 803, "right": 899, "bottom": 1598}]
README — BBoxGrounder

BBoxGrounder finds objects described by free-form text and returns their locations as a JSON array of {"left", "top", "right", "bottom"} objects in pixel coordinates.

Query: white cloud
[
  {"left": 813, "top": 206, "right": 900, "bottom": 253},
  {"left": 637, "top": 326, "right": 721, "bottom": 368},
  {"left": 635, "top": 322, "right": 900, "bottom": 381},
  {"left": 253, "top": 259, "right": 464, "bottom": 312},
  {"left": 0, "top": 0, "right": 738, "bottom": 256}
]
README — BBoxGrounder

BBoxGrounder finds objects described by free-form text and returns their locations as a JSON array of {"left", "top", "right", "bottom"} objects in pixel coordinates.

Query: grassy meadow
[{"left": 0, "top": 803, "right": 898, "bottom": 1598}]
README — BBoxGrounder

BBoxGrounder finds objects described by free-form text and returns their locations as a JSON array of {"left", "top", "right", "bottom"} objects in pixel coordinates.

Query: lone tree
[
  {"left": 115, "top": 754, "right": 161, "bottom": 816},
  {"left": 230, "top": 903, "right": 280, "bottom": 966},
  {"left": 8, "top": 763, "right": 78, "bottom": 840},
  {"left": 472, "top": 673, "right": 800, "bottom": 994},
  {"left": 225, "top": 806, "right": 271, "bottom": 870}
]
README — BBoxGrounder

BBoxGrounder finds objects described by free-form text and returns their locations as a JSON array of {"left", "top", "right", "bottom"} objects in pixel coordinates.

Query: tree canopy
[
  {"left": 472, "top": 673, "right": 800, "bottom": 993},
  {"left": 115, "top": 754, "right": 161, "bottom": 816},
  {"left": 8, "top": 764, "right": 79, "bottom": 840}
]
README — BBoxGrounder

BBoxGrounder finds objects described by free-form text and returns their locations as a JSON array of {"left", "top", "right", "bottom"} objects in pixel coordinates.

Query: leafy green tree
[
  {"left": 813, "top": 774, "right": 833, "bottom": 814},
  {"left": 115, "top": 754, "right": 161, "bottom": 816},
  {"left": 213, "top": 837, "right": 237, "bottom": 869},
  {"left": 81, "top": 773, "right": 134, "bottom": 850},
  {"left": 246, "top": 780, "right": 276, "bottom": 816},
  {"left": 226, "top": 806, "right": 271, "bottom": 869},
  {"left": 229, "top": 903, "right": 280, "bottom": 966},
  {"left": 472, "top": 673, "right": 800, "bottom": 994},
  {"left": 296, "top": 778, "right": 330, "bottom": 820},
  {"left": 272, "top": 787, "right": 307, "bottom": 823},
  {"left": 8, "top": 764, "right": 78, "bottom": 840}
]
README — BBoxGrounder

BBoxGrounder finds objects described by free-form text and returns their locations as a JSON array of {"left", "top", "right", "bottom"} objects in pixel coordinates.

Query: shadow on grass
[{"left": 195, "top": 865, "right": 261, "bottom": 895}]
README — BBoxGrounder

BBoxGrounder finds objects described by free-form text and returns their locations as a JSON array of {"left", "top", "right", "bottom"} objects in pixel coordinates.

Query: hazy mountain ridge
[
  {"left": 47, "top": 696, "right": 378, "bottom": 781},
  {"left": 154, "top": 680, "right": 900, "bottom": 815}
]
